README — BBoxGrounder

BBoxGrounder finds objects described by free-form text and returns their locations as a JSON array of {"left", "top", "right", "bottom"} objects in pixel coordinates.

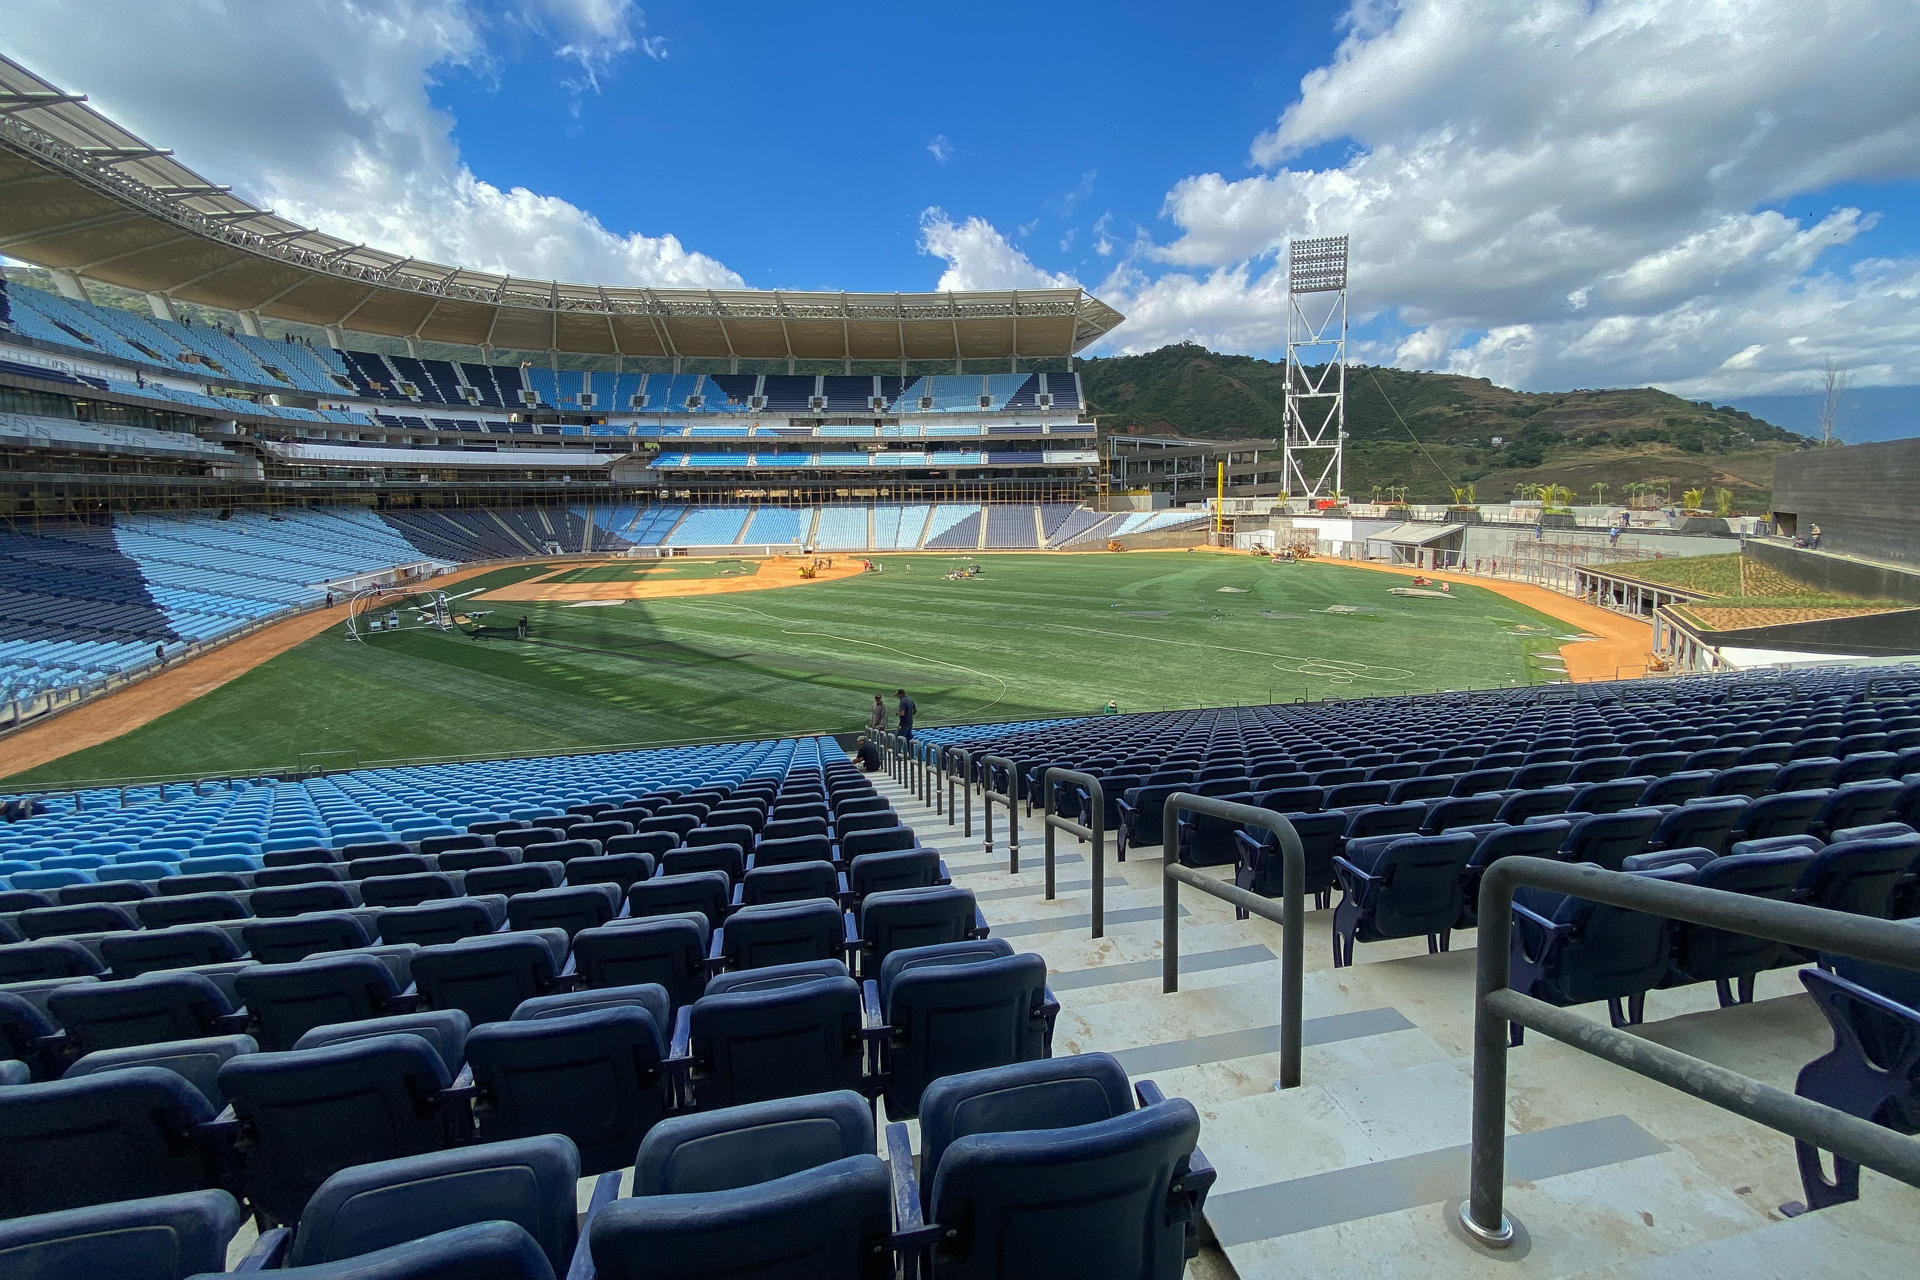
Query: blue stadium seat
[
  {"left": 410, "top": 931, "right": 570, "bottom": 1024},
  {"left": 234, "top": 950, "right": 418, "bottom": 1051},
  {"left": 0, "top": 1066, "right": 226, "bottom": 1215},
  {"left": 1791, "top": 962, "right": 1920, "bottom": 1211},
  {"left": 1332, "top": 832, "right": 1478, "bottom": 966},
  {"left": 1508, "top": 866, "right": 1693, "bottom": 1037},
  {"left": 682, "top": 963, "right": 865, "bottom": 1109},
  {"left": 0, "top": 1189, "right": 243, "bottom": 1280},
  {"left": 871, "top": 938, "right": 1056, "bottom": 1120},
  {"left": 192, "top": 1220, "right": 558, "bottom": 1279},
  {"left": 572, "top": 914, "right": 710, "bottom": 1007},
  {"left": 47, "top": 971, "right": 242, "bottom": 1055},
  {"left": 64, "top": 1033, "right": 257, "bottom": 1108}
]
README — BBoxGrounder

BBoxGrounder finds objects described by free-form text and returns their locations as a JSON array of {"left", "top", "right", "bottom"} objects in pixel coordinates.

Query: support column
[
  {"left": 237, "top": 310, "right": 265, "bottom": 338},
  {"left": 48, "top": 269, "right": 88, "bottom": 301},
  {"left": 145, "top": 292, "right": 177, "bottom": 322},
  {"left": 324, "top": 325, "right": 346, "bottom": 348},
  {"left": 404, "top": 336, "right": 421, "bottom": 358}
]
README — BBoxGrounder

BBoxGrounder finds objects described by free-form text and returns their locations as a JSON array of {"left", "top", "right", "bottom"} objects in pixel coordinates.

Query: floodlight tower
[{"left": 1282, "top": 234, "right": 1349, "bottom": 502}]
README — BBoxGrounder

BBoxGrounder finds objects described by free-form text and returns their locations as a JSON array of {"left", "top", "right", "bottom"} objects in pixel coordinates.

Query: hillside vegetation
[{"left": 1078, "top": 344, "right": 1811, "bottom": 506}]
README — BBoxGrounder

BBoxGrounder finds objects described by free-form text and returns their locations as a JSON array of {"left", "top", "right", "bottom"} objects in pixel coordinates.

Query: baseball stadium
[{"left": 2, "top": 40, "right": 1919, "bottom": 1280}]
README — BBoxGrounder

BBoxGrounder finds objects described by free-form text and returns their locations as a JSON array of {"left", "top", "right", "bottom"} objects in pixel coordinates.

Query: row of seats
[{"left": 0, "top": 1052, "right": 1207, "bottom": 1279}]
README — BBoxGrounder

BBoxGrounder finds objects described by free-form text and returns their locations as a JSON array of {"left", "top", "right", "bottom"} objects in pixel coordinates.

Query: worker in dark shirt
[{"left": 895, "top": 688, "right": 917, "bottom": 741}]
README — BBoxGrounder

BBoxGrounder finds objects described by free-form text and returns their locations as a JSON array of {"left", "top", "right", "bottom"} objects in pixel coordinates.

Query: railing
[
  {"left": 945, "top": 747, "right": 973, "bottom": 837},
  {"left": 1160, "top": 794, "right": 1307, "bottom": 1089},
  {"left": 1040, "top": 767, "right": 1105, "bottom": 936},
  {"left": 1461, "top": 856, "right": 1920, "bottom": 1248},
  {"left": 980, "top": 753, "right": 1020, "bottom": 873}
]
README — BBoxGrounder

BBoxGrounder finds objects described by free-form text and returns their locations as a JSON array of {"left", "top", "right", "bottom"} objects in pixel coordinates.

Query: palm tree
[{"left": 1591, "top": 481, "right": 1607, "bottom": 506}]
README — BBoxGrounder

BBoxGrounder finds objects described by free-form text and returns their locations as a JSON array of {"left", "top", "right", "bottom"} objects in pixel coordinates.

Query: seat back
[
  {"left": 20, "top": 903, "right": 137, "bottom": 939},
  {"left": 233, "top": 954, "right": 404, "bottom": 1052},
  {"left": 740, "top": 860, "right": 840, "bottom": 907},
  {"left": 586, "top": 1154, "right": 893, "bottom": 1280},
  {"left": 687, "top": 976, "right": 864, "bottom": 1109},
  {"left": 136, "top": 893, "right": 249, "bottom": 930},
  {"left": 219, "top": 1034, "right": 457, "bottom": 1226},
  {"left": 0, "top": 939, "right": 104, "bottom": 982},
  {"left": 65, "top": 1033, "right": 257, "bottom": 1108},
  {"left": 0, "top": 1067, "right": 220, "bottom": 1215},
  {"left": 564, "top": 853, "right": 656, "bottom": 892},
  {"left": 1563, "top": 808, "right": 1664, "bottom": 871},
  {"left": 47, "top": 971, "right": 232, "bottom": 1055},
  {"left": 847, "top": 849, "right": 941, "bottom": 901},
  {"left": 293, "top": 1011, "right": 471, "bottom": 1075},
  {"left": 504, "top": 885, "right": 621, "bottom": 938},
  {"left": 379, "top": 898, "right": 503, "bottom": 947},
  {"left": 287, "top": 1137, "right": 579, "bottom": 1274},
  {"left": 251, "top": 883, "right": 359, "bottom": 919},
  {"left": 631, "top": 1088, "right": 873, "bottom": 1195},
  {"left": 0, "top": 1187, "right": 241, "bottom": 1280},
  {"left": 465, "top": 863, "right": 564, "bottom": 899},
  {"left": 916, "top": 1052, "right": 1135, "bottom": 1185},
  {"left": 412, "top": 932, "right": 566, "bottom": 1024},
  {"left": 722, "top": 899, "right": 844, "bottom": 971},
  {"left": 839, "top": 827, "right": 916, "bottom": 860},
  {"left": 753, "top": 834, "right": 835, "bottom": 867},
  {"left": 928, "top": 1103, "right": 1202, "bottom": 1280},
  {"left": 1799, "top": 835, "right": 1920, "bottom": 918},
  {"left": 361, "top": 873, "right": 459, "bottom": 909},
  {"left": 242, "top": 911, "right": 373, "bottom": 965},
  {"left": 858, "top": 886, "right": 978, "bottom": 972},
  {"left": 659, "top": 844, "right": 746, "bottom": 884},
  {"left": 1346, "top": 833, "right": 1478, "bottom": 938},
  {"left": 467, "top": 1007, "right": 667, "bottom": 1175},
  {"left": 881, "top": 949, "right": 1049, "bottom": 1120},
  {"left": 572, "top": 914, "right": 710, "bottom": 1007},
  {"left": 626, "top": 871, "right": 729, "bottom": 927}
]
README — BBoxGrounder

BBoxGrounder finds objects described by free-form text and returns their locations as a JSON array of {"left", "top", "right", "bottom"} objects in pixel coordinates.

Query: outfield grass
[
  {"left": 548, "top": 559, "right": 755, "bottom": 583},
  {"left": 7, "top": 554, "right": 1577, "bottom": 786}
]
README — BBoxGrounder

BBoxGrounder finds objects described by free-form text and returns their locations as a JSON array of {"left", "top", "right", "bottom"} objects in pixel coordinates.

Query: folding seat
[
  {"left": 63, "top": 1033, "right": 258, "bottom": 1108},
  {"left": 761, "top": 817, "right": 829, "bottom": 848},
  {"left": 57, "top": 879, "right": 155, "bottom": 905},
  {"left": 0, "top": 1067, "right": 226, "bottom": 1215},
  {"left": 1, "top": 988, "right": 64, "bottom": 1078},
  {"left": 0, "top": 887, "right": 53, "bottom": 912},
  {"left": 1789, "top": 959, "right": 1920, "bottom": 1211},
  {"left": 294, "top": 1010, "right": 470, "bottom": 1075},
  {"left": 1639, "top": 770, "right": 1715, "bottom": 807},
  {"left": 573, "top": 916, "right": 710, "bottom": 1006},
  {"left": 130, "top": 893, "right": 244, "bottom": 930},
  {"left": 467, "top": 987, "right": 672, "bottom": 1174},
  {"left": 1831, "top": 751, "right": 1900, "bottom": 786},
  {"left": 871, "top": 938, "right": 1056, "bottom": 1120},
  {"left": 715, "top": 899, "right": 846, "bottom": 972},
  {"left": 627, "top": 870, "right": 730, "bottom": 927},
  {"left": 346, "top": 854, "right": 433, "bottom": 881},
  {"left": 362, "top": 872, "right": 460, "bottom": 909},
  {"left": 1234, "top": 809, "right": 1346, "bottom": 914},
  {"left": 1446, "top": 767, "right": 1512, "bottom": 798},
  {"left": 19, "top": 901, "right": 137, "bottom": 939},
  {"left": 0, "top": 938, "right": 105, "bottom": 983},
  {"left": 1795, "top": 834, "right": 1920, "bottom": 918},
  {"left": 682, "top": 966, "right": 866, "bottom": 1109},
  {"left": 1646, "top": 797, "right": 1749, "bottom": 854},
  {"left": 658, "top": 802, "right": 715, "bottom": 824},
  {"left": 1810, "top": 780, "right": 1905, "bottom": 839},
  {"left": 435, "top": 845, "right": 513, "bottom": 873},
  {"left": 1508, "top": 866, "right": 1693, "bottom": 1035},
  {"left": 1789, "top": 736, "right": 1844, "bottom": 762},
  {"left": 251, "top": 881, "right": 360, "bottom": 918},
  {"left": 1331, "top": 832, "right": 1479, "bottom": 966},
  {"left": 505, "top": 883, "right": 621, "bottom": 938},
  {"left": 1507, "top": 762, "right": 1573, "bottom": 791},
  {"left": 380, "top": 896, "right": 508, "bottom": 947},
  {"left": 234, "top": 951, "right": 417, "bottom": 1051},
  {"left": 1728, "top": 789, "right": 1832, "bottom": 845},
  {"left": 8, "top": 869, "right": 91, "bottom": 891},
  {"left": 1569, "top": 778, "right": 1654, "bottom": 815},
  {"left": 1410, "top": 793, "right": 1494, "bottom": 834},
  {"left": 1495, "top": 785, "right": 1578, "bottom": 824},
  {"left": 1385, "top": 775, "right": 1451, "bottom": 804},
  {"left": 1172, "top": 794, "right": 1261, "bottom": 868},
  {"left": 1736, "top": 741, "right": 1794, "bottom": 766},
  {"left": 411, "top": 931, "right": 571, "bottom": 1025},
  {"left": 1114, "top": 783, "right": 1186, "bottom": 855},
  {"left": 1662, "top": 850, "right": 1816, "bottom": 1004},
  {"left": 465, "top": 861, "right": 564, "bottom": 898},
  {"left": 1773, "top": 757, "right": 1842, "bottom": 793},
  {"left": 831, "top": 809, "right": 894, "bottom": 840},
  {"left": 261, "top": 847, "right": 344, "bottom": 869},
  {"left": 255, "top": 863, "right": 351, "bottom": 889},
  {"left": 0, "top": 1187, "right": 243, "bottom": 1279},
  {"left": 159, "top": 870, "right": 252, "bottom": 896},
  {"left": 45, "top": 971, "right": 241, "bottom": 1055},
  {"left": 1458, "top": 822, "right": 1571, "bottom": 926},
  {"left": 1559, "top": 808, "right": 1664, "bottom": 870},
  {"left": 564, "top": 851, "right": 654, "bottom": 892},
  {"left": 1624, "top": 751, "right": 1688, "bottom": 777},
  {"left": 469, "top": 818, "right": 531, "bottom": 837},
  {"left": 738, "top": 860, "right": 843, "bottom": 908},
  {"left": 102, "top": 924, "right": 243, "bottom": 978},
  {"left": 494, "top": 827, "right": 565, "bottom": 856},
  {"left": 1686, "top": 748, "right": 1745, "bottom": 773},
  {"left": 607, "top": 830, "right": 678, "bottom": 859},
  {"left": 851, "top": 886, "right": 984, "bottom": 978},
  {"left": 250, "top": 1137, "right": 582, "bottom": 1276},
  {"left": 243, "top": 910, "right": 374, "bottom": 963},
  {"left": 567, "top": 821, "right": 634, "bottom": 848},
  {"left": 659, "top": 843, "right": 746, "bottom": 883},
  {"left": 219, "top": 1034, "right": 470, "bottom": 1226},
  {"left": 686, "top": 824, "right": 756, "bottom": 857},
  {"left": 629, "top": 1087, "right": 872, "bottom": 1197},
  {"left": 898, "top": 1053, "right": 1212, "bottom": 1280},
  {"left": 639, "top": 814, "right": 702, "bottom": 843},
  {"left": 751, "top": 832, "right": 835, "bottom": 869}
]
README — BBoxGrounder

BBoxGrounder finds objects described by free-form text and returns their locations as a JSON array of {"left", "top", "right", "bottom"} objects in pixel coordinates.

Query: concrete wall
[
  {"left": 1771, "top": 438, "right": 1920, "bottom": 566},
  {"left": 1690, "top": 608, "right": 1920, "bottom": 658},
  {"left": 1744, "top": 538, "right": 1920, "bottom": 606}
]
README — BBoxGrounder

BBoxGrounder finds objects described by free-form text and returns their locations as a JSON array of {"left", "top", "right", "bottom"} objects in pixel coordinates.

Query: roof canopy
[{"left": 0, "top": 56, "right": 1123, "bottom": 362}]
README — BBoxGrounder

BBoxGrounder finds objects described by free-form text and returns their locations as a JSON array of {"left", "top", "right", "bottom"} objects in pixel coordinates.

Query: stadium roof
[{"left": 0, "top": 56, "right": 1123, "bottom": 363}]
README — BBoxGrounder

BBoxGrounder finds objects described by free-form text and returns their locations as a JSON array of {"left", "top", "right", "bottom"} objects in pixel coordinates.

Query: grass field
[
  {"left": 6, "top": 554, "right": 1579, "bottom": 786},
  {"left": 547, "top": 559, "right": 756, "bottom": 583}
]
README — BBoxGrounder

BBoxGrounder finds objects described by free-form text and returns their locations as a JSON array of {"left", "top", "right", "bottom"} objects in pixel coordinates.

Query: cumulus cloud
[
  {"left": 3, "top": 0, "right": 740, "bottom": 289},
  {"left": 918, "top": 210, "right": 1078, "bottom": 291},
  {"left": 1097, "top": 0, "right": 1920, "bottom": 394},
  {"left": 927, "top": 134, "right": 953, "bottom": 164}
]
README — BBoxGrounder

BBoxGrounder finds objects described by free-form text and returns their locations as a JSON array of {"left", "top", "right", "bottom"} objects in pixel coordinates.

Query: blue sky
[{"left": 5, "top": 1, "right": 1918, "bottom": 438}]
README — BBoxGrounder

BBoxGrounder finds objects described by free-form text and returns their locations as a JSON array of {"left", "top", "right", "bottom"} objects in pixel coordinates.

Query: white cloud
[
  {"left": 1096, "top": 0, "right": 1920, "bottom": 395},
  {"left": 927, "top": 134, "right": 953, "bottom": 164},
  {"left": 525, "top": 0, "right": 663, "bottom": 91},
  {"left": 2, "top": 0, "right": 740, "bottom": 290},
  {"left": 918, "top": 210, "right": 1078, "bottom": 291}
]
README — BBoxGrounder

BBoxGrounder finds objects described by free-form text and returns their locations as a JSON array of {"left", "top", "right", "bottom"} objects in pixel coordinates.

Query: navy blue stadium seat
[
  {"left": 1796, "top": 834, "right": 1920, "bottom": 918},
  {"left": 1792, "top": 963, "right": 1920, "bottom": 1211},
  {"left": 1558, "top": 808, "right": 1664, "bottom": 870},
  {"left": 466, "top": 862, "right": 564, "bottom": 898},
  {"left": 627, "top": 871, "right": 730, "bottom": 927},
  {"left": 738, "top": 859, "right": 842, "bottom": 907},
  {"left": 1508, "top": 866, "right": 1692, "bottom": 1038},
  {"left": 871, "top": 938, "right": 1056, "bottom": 1120},
  {"left": 47, "top": 971, "right": 241, "bottom": 1055},
  {"left": 194, "top": 1220, "right": 558, "bottom": 1279},
  {"left": 566, "top": 853, "right": 657, "bottom": 892},
  {"left": 847, "top": 849, "right": 943, "bottom": 902},
  {"left": 852, "top": 886, "right": 984, "bottom": 978},
  {"left": 659, "top": 844, "right": 746, "bottom": 883},
  {"left": 572, "top": 914, "right": 709, "bottom": 1007},
  {"left": 1664, "top": 850, "right": 1816, "bottom": 1004},
  {"left": 0, "top": 1189, "right": 243, "bottom": 1280},
  {"left": 379, "top": 896, "right": 507, "bottom": 946},
  {"left": 64, "top": 1033, "right": 257, "bottom": 1108},
  {"left": 101, "top": 924, "right": 242, "bottom": 978},
  {"left": 682, "top": 963, "right": 865, "bottom": 1109},
  {"left": 250, "top": 883, "right": 359, "bottom": 919},
  {"left": 234, "top": 951, "right": 416, "bottom": 1051},
  {"left": 137, "top": 892, "right": 249, "bottom": 929},
  {"left": 0, "top": 1066, "right": 226, "bottom": 1215},
  {"left": 294, "top": 1010, "right": 470, "bottom": 1074},
  {"left": 505, "top": 884, "right": 622, "bottom": 938},
  {"left": 411, "top": 931, "right": 570, "bottom": 1025},
  {"left": 716, "top": 898, "right": 846, "bottom": 972},
  {"left": 1332, "top": 832, "right": 1478, "bottom": 966}
]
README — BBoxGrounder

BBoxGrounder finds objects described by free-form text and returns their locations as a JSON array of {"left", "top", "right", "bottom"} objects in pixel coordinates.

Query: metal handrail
[
  {"left": 980, "top": 753, "right": 1020, "bottom": 872},
  {"left": 1041, "top": 767, "right": 1106, "bottom": 936},
  {"left": 1462, "top": 856, "right": 1920, "bottom": 1248},
  {"left": 946, "top": 747, "right": 973, "bottom": 837},
  {"left": 1161, "top": 793, "right": 1306, "bottom": 1088}
]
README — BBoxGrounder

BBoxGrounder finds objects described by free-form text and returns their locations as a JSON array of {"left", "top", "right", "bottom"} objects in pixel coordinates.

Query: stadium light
[{"left": 1287, "top": 235, "right": 1348, "bottom": 294}]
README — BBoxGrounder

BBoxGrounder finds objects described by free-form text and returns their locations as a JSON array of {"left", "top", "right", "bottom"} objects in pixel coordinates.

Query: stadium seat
[
  {"left": 871, "top": 937, "right": 1056, "bottom": 1120},
  {"left": 895, "top": 1052, "right": 1212, "bottom": 1280},
  {"left": 101, "top": 924, "right": 243, "bottom": 978},
  {"left": 1508, "top": 866, "right": 1693, "bottom": 1037},
  {"left": 715, "top": 898, "right": 846, "bottom": 972},
  {"left": 294, "top": 1010, "right": 471, "bottom": 1074},
  {"left": 379, "top": 895, "right": 509, "bottom": 946},
  {"left": 63, "top": 1033, "right": 257, "bottom": 1108},
  {"left": 851, "top": 886, "right": 984, "bottom": 977},
  {"left": 504, "top": 884, "right": 622, "bottom": 937},
  {"left": 466, "top": 862, "right": 564, "bottom": 898},
  {"left": 198, "top": 1220, "right": 559, "bottom": 1279},
  {"left": 47, "top": 970, "right": 242, "bottom": 1055},
  {"left": 0, "top": 1189, "right": 244, "bottom": 1280},
  {"left": 627, "top": 871, "right": 729, "bottom": 927},
  {"left": 219, "top": 1033, "right": 470, "bottom": 1226},
  {"left": 1791, "top": 964, "right": 1920, "bottom": 1211},
  {"left": 1663, "top": 850, "right": 1816, "bottom": 1004},
  {"left": 234, "top": 950, "right": 417, "bottom": 1051},
  {"left": 571, "top": 914, "right": 710, "bottom": 1007},
  {"left": 682, "top": 963, "right": 865, "bottom": 1109},
  {"left": 659, "top": 844, "right": 746, "bottom": 883},
  {"left": 410, "top": 931, "right": 571, "bottom": 1024},
  {"left": 1795, "top": 834, "right": 1920, "bottom": 918},
  {"left": 136, "top": 892, "right": 249, "bottom": 929},
  {"left": 1331, "top": 832, "right": 1478, "bottom": 966},
  {"left": 0, "top": 939, "right": 105, "bottom": 982}
]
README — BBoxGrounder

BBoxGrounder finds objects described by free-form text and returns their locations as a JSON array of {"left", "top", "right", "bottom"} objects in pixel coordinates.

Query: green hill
[{"left": 1077, "top": 344, "right": 1811, "bottom": 507}]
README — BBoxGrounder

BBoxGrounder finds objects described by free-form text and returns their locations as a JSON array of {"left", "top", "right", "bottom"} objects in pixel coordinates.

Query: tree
[
  {"left": 1815, "top": 358, "right": 1848, "bottom": 447},
  {"left": 1590, "top": 481, "right": 1608, "bottom": 506}
]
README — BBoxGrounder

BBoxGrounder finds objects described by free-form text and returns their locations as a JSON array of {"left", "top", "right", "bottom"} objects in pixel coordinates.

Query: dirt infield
[
  {"left": 1319, "top": 557, "right": 1655, "bottom": 681},
  {"left": 476, "top": 556, "right": 872, "bottom": 603},
  {"left": 0, "top": 564, "right": 505, "bottom": 780}
]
